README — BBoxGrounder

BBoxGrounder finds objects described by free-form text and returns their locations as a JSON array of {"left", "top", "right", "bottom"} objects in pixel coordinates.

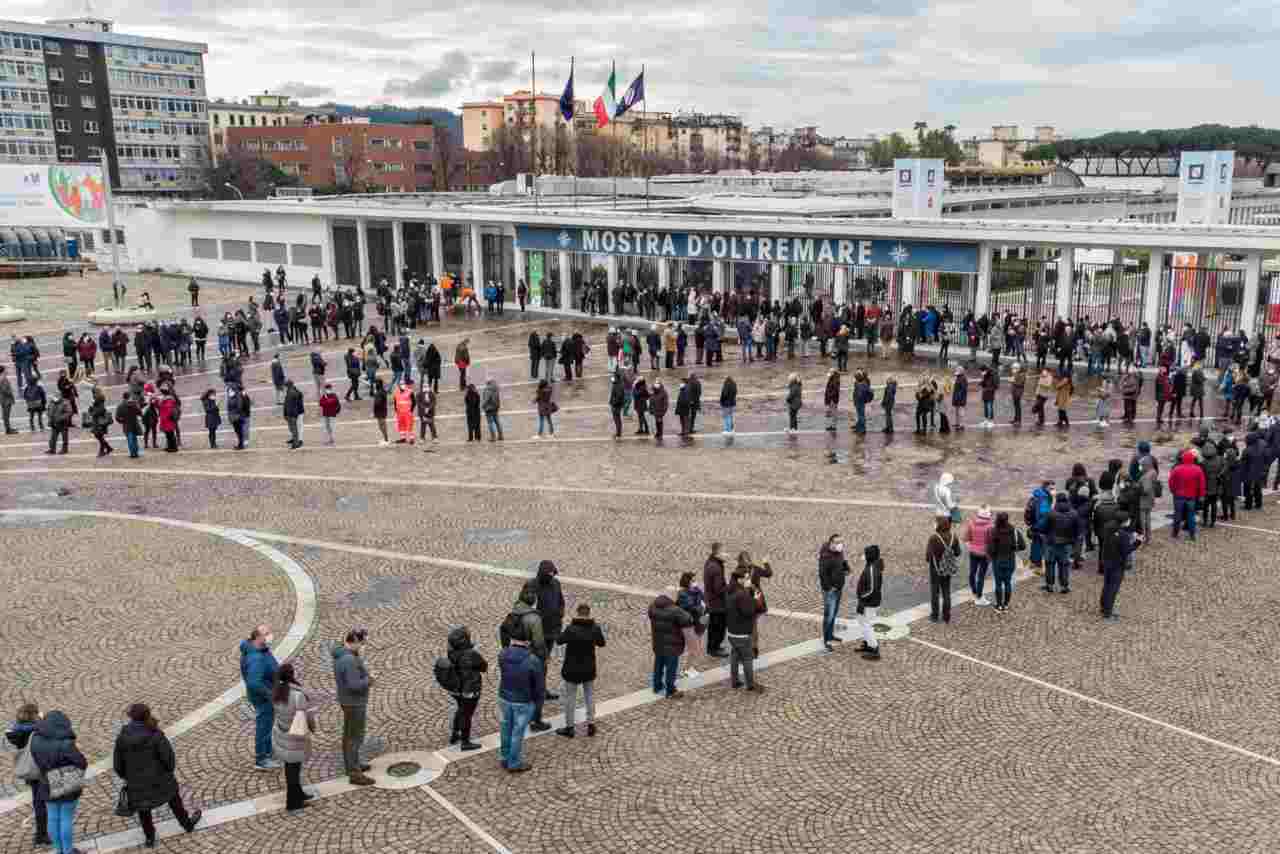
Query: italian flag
[{"left": 593, "top": 65, "right": 616, "bottom": 128}]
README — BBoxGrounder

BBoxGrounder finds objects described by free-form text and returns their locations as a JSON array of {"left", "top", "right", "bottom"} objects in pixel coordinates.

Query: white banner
[
  {"left": 0, "top": 163, "right": 108, "bottom": 228},
  {"left": 891, "top": 158, "right": 944, "bottom": 219},
  {"left": 1176, "top": 150, "right": 1233, "bottom": 225}
]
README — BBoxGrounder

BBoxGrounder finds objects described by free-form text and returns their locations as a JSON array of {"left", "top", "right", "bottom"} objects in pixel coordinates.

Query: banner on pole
[{"left": 0, "top": 163, "right": 108, "bottom": 228}]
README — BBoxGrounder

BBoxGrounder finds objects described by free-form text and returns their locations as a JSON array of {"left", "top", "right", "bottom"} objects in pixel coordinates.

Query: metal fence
[
  {"left": 1157, "top": 266, "right": 1246, "bottom": 346},
  {"left": 1071, "top": 262, "right": 1147, "bottom": 329},
  {"left": 1257, "top": 271, "right": 1280, "bottom": 342},
  {"left": 989, "top": 258, "right": 1059, "bottom": 322}
]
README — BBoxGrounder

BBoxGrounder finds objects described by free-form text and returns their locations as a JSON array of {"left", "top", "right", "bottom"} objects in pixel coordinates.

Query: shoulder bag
[{"left": 46, "top": 765, "right": 84, "bottom": 799}]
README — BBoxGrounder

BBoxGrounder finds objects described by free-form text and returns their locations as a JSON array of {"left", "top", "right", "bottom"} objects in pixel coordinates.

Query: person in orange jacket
[{"left": 393, "top": 380, "right": 416, "bottom": 444}]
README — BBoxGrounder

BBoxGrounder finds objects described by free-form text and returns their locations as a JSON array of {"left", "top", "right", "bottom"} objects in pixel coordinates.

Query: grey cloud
[
  {"left": 384, "top": 49, "right": 472, "bottom": 98},
  {"left": 275, "top": 81, "right": 336, "bottom": 99},
  {"left": 477, "top": 60, "right": 519, "bottom": 83}
]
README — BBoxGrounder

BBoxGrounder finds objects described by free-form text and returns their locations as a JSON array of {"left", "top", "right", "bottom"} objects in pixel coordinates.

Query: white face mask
[
  {"left": 264, "top": 634, "right": 274, "bottom": 646},
  {"left": 833, "top": 543, "right": 844, "bottom": 553}
]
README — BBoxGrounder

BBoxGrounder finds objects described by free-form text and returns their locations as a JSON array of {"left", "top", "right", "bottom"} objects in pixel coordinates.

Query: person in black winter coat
[
  {"left": 856, "top": 545, "right": 884, "bottom": 659},
  {"left": 648, "top": 593, "right": 693, "bottom": 697},
  {"left": 113, "top": 703, "right": 202, "bottom": 846},
  {"left": 725, "top": 570, "right": 759, "bottom": 690},
  {"left": 556, "top": 603, "right": 607, "bottom": 736},
  {"left": 720, "top": 376, "right": 738, "bottom": 434},
  {"left": 446, "top": 627, "right": 487, "bottom": 750},
  {"left": 282, "top": 380, "right": 305, "bottom": 449},
  {"left": 464, "top": 383, "right": 481, "bottom": 441},
  {"left": 1043, "top": 493, "right": 1081, "bottom": 593},
  {"left": 609, "top": 373, "right": 625, "bottom": 439},
  {"left": 818, "top": 536, "right": 850, "bottom": 649},
  {"left": 1243, "top": 430, "right": 1267, "bottom": 510},
  {"left": 6, "top": 703, "right": 48, "bottom": 846},
  {"left": 527, "top": 332, "right": 541, "bottom": 379},
  {"left": 523, "top": 560, "right": 566, "bottom": 700},
  {"left": 29, "top": 710, "right": 88, "bottom": 854},
  {"left": 651, "top": 380, "right": 669, "bottom": 439},
  {"left": 703, "top": 543, "right": 729, "bottom": 656}
]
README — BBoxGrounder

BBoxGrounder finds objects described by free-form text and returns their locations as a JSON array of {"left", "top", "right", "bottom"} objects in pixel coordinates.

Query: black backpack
[
  {"left": 498, "top": 611, "right": 523, "bottom": 648},
  {"left": 1023, "top": 495, "right": 1038, "bottom": 528},
  {"left": 433, "top": 656, "right": 460, "bottom": 694}
]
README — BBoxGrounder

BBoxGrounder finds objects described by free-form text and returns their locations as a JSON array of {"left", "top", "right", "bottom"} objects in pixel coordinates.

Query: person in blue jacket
[
  {"left": 239, "top": 625, "right": 279, "bottom": 770},
  {"left": 1025, "top": 480, "right": 1054, "bottom": 569}
]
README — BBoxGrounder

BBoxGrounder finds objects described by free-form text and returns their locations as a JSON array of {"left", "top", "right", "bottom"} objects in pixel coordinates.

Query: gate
[
  {"left": 1072, "top": 261, "right": 1147, "bottom": 329},
  {"left": 1158, "top": 266, "right": 1246, "bottom": 346},
  {"left": 1257, "top": 271, "right": 1280, "bottom": 343},
  {"left": 989, "top": 258, "right": 1058, "bottom": 323},
  {"left": 914, "top": 271, "right": 977, "bottom": 340}
]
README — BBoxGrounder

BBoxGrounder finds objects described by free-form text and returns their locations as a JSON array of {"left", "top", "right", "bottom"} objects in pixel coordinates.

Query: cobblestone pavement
[{"left": 1, "top": 285, "right": 1279, "bottom": 852}]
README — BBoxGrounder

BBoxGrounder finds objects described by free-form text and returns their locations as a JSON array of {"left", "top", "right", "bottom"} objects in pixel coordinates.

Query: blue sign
[{"left": 516, "top": 225, "right": 979, "bottom": 274}]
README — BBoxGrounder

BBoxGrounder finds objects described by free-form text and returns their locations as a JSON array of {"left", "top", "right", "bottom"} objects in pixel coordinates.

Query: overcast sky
[{"left": 13, "top": 0, "right": 1278, "bottom": 138}]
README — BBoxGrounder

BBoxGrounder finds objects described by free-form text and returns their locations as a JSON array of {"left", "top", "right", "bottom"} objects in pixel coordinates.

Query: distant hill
[{"left": 313, "top": 103, "right": 460, "bottom": 133}]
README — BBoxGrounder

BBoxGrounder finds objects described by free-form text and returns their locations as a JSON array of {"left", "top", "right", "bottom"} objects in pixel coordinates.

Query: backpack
[
  {"left": 1153, "top": 478, "right": 1164, "bottom": 499},
  {"left": 1023, "top": 494, "right": 1039, "bottom": 528},
  {"left": 932, "top": 533, "right": 960, "bottom": 576},
  {"left": 432, "top": 656, "right": 461, "bottom": 694},
  {"left": 498, "top": 611, "right": 523, "bottom": 648}
]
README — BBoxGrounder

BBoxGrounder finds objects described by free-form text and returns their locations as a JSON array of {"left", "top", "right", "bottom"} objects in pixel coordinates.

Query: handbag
[
  {"left": 114, "top": 784, "right": 133, "bottom": 817},
  {"left": 45, "top": 765, "right": 84, "bottom": 799},
  {"left": 13, "top": 744, "right": 39, "bottom": 783},
  {"left": 287, "top": 709, "right": 309, "bottom": 737},
  {"left": 949, "top": 507, "right": 963, "bottom": 524}
]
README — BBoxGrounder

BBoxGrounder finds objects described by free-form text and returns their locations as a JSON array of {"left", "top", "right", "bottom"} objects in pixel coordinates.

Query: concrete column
[
  {"left": 1143, "top": 250, "right": 1164, "bottom": 332},
  {"left": 900, "top": 270, "right": 915, "bottom": 310},
  {"left": 429, "top": 222, "right": 444, "bottom": 277},
  {"left": 392, "top": 220, "right": 405, "bottom": 284},
  {"left": 658, "top": 258, "right": 670, "bottom": 289},
  {"left": 833, "top": 266, "right": 848, "bottom": 306},
  {"left": 321, "top": 217, "right": 336, "bottom": 288},
  {"left": 1240, "top": 251, "right": 1263, "bottom": 336},
  {"left": 712, "top": 260, "right": 725, "bottom": 294},
  {"left": 470, "top": 225, "right": 484, "bottom": 290},
  {"left": 514, "top": 246, "right": 527, "bottom": 298},
  {"left": 558, "top": 250, "right": 572, "bottom": 308},
  {"left": 1055, "top": 246, "right": 1074, "bottom": 321},
  {"left": 606, "top": 255, "right": 618, "bottom": 291},
  {"left": 973, "top": 242, "right": 993, "bottom": 318},
  {"left": 356, "top": 217, "right": 369, "bottom": 289},
  {"left": 770, "top": 262, "right": 783, "bottom": 302}
]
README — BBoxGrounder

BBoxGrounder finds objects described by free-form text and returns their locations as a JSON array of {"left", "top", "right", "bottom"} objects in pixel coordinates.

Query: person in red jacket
[
  {"left": 157, "top": 390, "right": 180, "bottom": 453},
  {"left": 1168, "top": 450, "right": 1206, "bottom": 540},
  {"left": 318, "top": 384, "right": 341, "bottom": 445}
]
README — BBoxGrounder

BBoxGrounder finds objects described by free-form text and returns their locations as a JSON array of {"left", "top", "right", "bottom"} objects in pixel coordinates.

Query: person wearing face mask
[
  {"left": 818, "top": 535, "right": 850, "bottom": 652},
  {"left": 239, "top": 624, "right": 279, "bottom": 771},
  {"left": 333, "top": 628, "right": 376, "bottom": 786}
]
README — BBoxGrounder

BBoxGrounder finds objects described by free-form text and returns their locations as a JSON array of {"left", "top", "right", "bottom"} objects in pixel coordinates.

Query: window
[
  {"left": 212, "top": 113, "right": 219, "bottom": 125},
  {"left": 191, "top": 238, "right": 218, "bottom": 259},
  {"left": 255, "top": 241, "right": 287, "bottom": 264},
  {"left": 52, "top": 93, "right": 67, "bottom": 107},
  {"left": 84, "top": 120, "right": 99, "bottom": 134},
  {"left": 74, "top": 45, "right": 89, "bottom": 58},
  {"left": 237, "top": 115, "right": 244, "bottom": 126},
  {"left": 291, "top": 244, "right": 322, "bottom": 268},
  {"left": 48, "top": 67, "right": 64, "bottom": 82},
  {"left": 87, "top": 145, "right": 102, "bottom": 160},
  {"left": 78, "top": 69, "right": 92, "bottom": 84},
  {"left": 101, "top": 229, "right": 125, "bottom": 245},
  {"left": 55, "top": 118, "right": 71, "bottom": 133},
  {"left": 45, "top": 42, "right": 60, "bottom": 55},
  {"left": 0, "top": 33, "right": 41, "bottom": 52},
  {"left": 221, "top": 239, "right": 251, "bottom": 261},
  {"left": 249, "top": 115, "right": 255, "bottom": 126},
  {"left": 58, "top": 145, "right": 75, "bottom": 158},
  {"left": 80, "top": 94, "right": 95, "bottom": 109}
]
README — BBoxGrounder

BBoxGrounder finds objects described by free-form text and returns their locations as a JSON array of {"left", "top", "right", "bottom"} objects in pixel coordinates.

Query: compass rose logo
[
  {"left": 557, "top": 230, "right": 572, "bottom": 248},
  {"left": 889, "top": 243, "right": 910, "bottom": 266}
]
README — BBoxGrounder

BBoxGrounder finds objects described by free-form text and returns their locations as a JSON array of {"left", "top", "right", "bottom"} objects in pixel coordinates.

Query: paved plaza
[{"left": 2, "top": 273, "right": 1279, "bottom": 853}]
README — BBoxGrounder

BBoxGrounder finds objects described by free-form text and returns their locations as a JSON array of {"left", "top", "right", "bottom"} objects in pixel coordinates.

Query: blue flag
[
  {"left": 559, "top": 59, "right": 575, "bottom": 121},
  {"left": 615, "top": 69, "right": 644, "bottom": 118}
]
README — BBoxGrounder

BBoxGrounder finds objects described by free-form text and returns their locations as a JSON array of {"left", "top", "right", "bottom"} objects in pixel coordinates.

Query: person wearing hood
[
  {"left": 932, "top": 472, "right": 959, "bottom": 523},
  {"left": 7, "top": 703, "right": 49, "bottom": 846},
  {"left": 819, "top": 534, "right": 851, "bottom": 651},
  {"left": 446, "top": 627, "right": 488, "bottom": 751},
  {"left": 1242, "top": 428, "right": 1267, "bottom": 510},
  {"left": 422, "top": 341, "right": 442, "bottom": 394},
  {"left": 1198, "top": 440, "right": 1224, "bottom": 529},
  {"left": 1168, "top": 450, "right": 1206, "bottom": 539},
  {"left": 720, "top": 376, "right": 737, "bottom": 435},
  {"left": 333, "top": 628, "right": 376, "bottom": 785},
  {"left": 651, "top": 379, "right": 669, "bottom": 440},
  {"left": 963, "top": 506, "right": 995, "bottom": 606},
  {"left": 523, "top": 560, "right": 565, "bottom": 700},
  {"left": 28, "top": 710, "right": 87, "bottom": 854},
  {"left": 481, "top": 378, "right": 503, "bottom": 441},
  {"left": 114, "top": 702, "right": 203, "bottom": 842},
  {"left": 855, "top": 545, "right": 884, "bottom": 659},
  {"left": 557, "top": 603, "right": 607, "bottom": 736},
  {"left": 1043, "top": 492, "right": 1082, "bottom": 594},
  {"left": 239, "top": 625, "right": 279, "bottom": 771}
]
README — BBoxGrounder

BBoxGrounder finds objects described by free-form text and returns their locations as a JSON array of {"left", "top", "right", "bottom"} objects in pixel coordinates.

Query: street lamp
[{"left": 224, "top": 182, "right": 244, "bottom": 200}]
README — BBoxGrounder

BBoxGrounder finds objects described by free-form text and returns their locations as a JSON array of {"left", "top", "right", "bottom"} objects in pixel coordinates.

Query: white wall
[{"left": 163, "top": 208, "right": 330, "bottom": 284}]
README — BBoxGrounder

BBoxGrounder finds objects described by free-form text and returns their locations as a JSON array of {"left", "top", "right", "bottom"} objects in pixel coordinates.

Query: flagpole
[
  {"left": 611, "top": 60, "right": 617, "bottom": 210},
  {"left": 641, "top": 64, "right": 647, "bottom": 209}
]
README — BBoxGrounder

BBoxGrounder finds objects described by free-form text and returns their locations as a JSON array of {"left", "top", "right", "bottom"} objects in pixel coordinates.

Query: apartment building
[
  {"left": 208, "top": 91, "right": 308, "bottom": 164},
  {"left": 225, "top": 123, "right": 435, "bottom": 191}
]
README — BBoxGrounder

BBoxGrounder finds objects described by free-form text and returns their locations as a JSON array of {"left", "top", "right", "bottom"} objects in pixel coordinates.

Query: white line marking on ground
[
  {"left": 908, "top": 636, "right": 1280, "bottom": 770},
  {"left": 0, "top": 509, "right": 317, "bottom": 818},
  {"left": 1217, "top": 521, "right": 1280, "bottom": 535},
  {"left": 421, "top": 787, "right": 515, "bottom": 854}
]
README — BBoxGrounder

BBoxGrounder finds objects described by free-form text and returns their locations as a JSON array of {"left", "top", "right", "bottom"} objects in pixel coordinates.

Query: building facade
[
  {"left": 208, "top": 92, "right": 308, "bottom": 164},
  {"left": 225, "top": 123, "right": 435, "bottom": 192},
  {"left": 0, "top": 16, "right": 209, "bottom": 192},
  {"left": 965, "top": 125, "right": 1057, "bottom": 169},
  {"left": 461, "top": 90, "right": 565, "bottom": 152}
]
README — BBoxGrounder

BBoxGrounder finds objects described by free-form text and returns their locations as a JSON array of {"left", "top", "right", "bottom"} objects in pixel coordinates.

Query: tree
[
  {"left": 914, "top": 121, "right": 928, "bottom": 146},
  {"left": 917, "top": 127, "right": 964, "bottom": 164},
  {"left": 868, "top": 132, "right": 914, "bottom": 168},
  {"left": 1033, "top": 125, "right": 1280, "bottom": 177},
  {"left": 432, "top": 125, "right": 466, "bottom": 190},
  {"left": 203, "top": 147, "right": 297, "bottom": 199}
]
